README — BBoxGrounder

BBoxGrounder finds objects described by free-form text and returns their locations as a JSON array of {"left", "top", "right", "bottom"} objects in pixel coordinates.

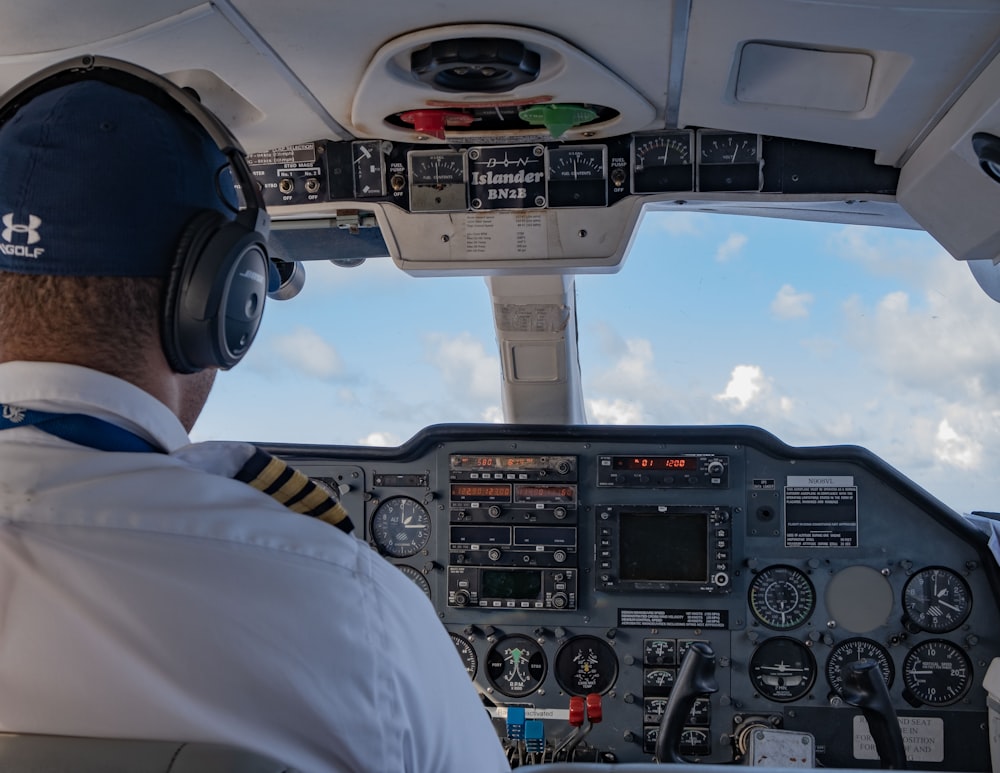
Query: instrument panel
[
  {"left": 247, "top": 131, "right": 900, "bottom": 212},
  {"left": 268, "top": 424, "right": 1000, "bottom": 769}
]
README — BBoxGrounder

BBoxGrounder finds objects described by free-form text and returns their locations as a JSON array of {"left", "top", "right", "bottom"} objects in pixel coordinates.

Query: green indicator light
[{"left": 519, "top": 104, "right": 598, "bottom": 139}]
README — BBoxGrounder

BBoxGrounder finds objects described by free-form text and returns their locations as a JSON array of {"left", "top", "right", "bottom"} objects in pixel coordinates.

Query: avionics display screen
[
  {"left": 619, "top": 512, "right": 708, "bottom": 582},
  {"left": 481, "top": 569, "right": 542, "bottom": 599}
]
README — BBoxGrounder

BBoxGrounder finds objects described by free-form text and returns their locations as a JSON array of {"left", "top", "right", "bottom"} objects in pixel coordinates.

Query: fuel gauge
[
  {"left": 407, "top": 149, "right": 467, "bottom": 212},
  {"left": 409, "top": 150, "right": 466, "bottom": 186},
  {"left": 547, "top": 146, "right": 606, "bottom": 180},
  {"left": 547, "top": 145, "right": 608, "bottom": 207}
]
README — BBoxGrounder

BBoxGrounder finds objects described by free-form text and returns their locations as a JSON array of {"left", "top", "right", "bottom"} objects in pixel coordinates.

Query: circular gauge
[
  {"left": 825, "top": 637, "right": 895, "bottom": 698},
  {"left": 749, "top": 565, "right": 816, "bottom": 630},
  {"left": 396, "top": 565, "right": 431, "bottom": 599},
  {"left": 370, "top": 497, "right": 431, "bottom": 558},
  {"left": 409, "top": 151, "right": 465, "bottom": 186},
  {"left": 554, "top": 635, "right": 618, "bottom": 696},
  {"left": 486, "top": 634, "right": 547, "bottom": 698},
  {"left": 450, "top": 633, "right": 478, "bottom": 679},
  {"left": 749, "top": 637, "right": 817, "bottom": 702},
  {"left": 903, "top": 567, "right": 972, "bottom": 633},
  {"left": 547, "top": 147, "right": 606, "bottom": 181},
  {"left": 902, "top": 639, "right": 973, "bottom": 706}
]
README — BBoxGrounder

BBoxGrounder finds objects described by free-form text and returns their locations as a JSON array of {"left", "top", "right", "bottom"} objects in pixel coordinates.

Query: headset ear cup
[
  {"left": 162, "top": 210, "right": 226, "bottom": 374},
  {"left": 162, "top": 210, "right": 269, "bottom": 374}
]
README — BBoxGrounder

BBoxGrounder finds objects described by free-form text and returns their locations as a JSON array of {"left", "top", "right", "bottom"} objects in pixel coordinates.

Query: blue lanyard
[{"left": 0, "top": 403, "right": 163, "bottom": 453}]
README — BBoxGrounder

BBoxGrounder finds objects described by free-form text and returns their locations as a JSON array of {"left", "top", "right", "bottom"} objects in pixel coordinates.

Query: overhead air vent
[
  {"left": 350, "top": 24, "right": 654, "bottom": 143},
  {"left": 410, "top": 38, "right": 540, "bottom": 93}
]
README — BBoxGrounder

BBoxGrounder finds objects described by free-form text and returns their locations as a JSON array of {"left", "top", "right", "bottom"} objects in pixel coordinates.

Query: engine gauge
[
  {"left": 697, "top": 130, "right": 761, "bottom": 191},
  {"left": 449, "top": 633, "right": 478, "bottom": 679},
  {"left": 547, "top": 146, "right": 606, "bottom": 180},
  {"left": 486, "top": 634, "right": 547, "bottom": 698},
  {"left": 902, "top": 567, "right": 972, "bottom": 633},
  {"left": 825, "top": 637, "right": 894, "bottom": 699},
  {"left": 409, "top": 150, "right": 466, "bottom": 186},
  {"left": 631, "top": 130, "right": 694, "bottom": 193},
  {"left": 546, "top": 145, "right": 608, "bottom": 207},
  {"left": 643, "top": 668, "right": 676, "bottom": 692},
  {"left": 352, "top": 139, "right": 386, "bottom": 197},
  {"left": 699, "top": 131, "right": 759, "bottom": 164},
  {"left": 749, "top": 637, "right": 816, "bottom": 702},
  {"left": 902, "top": 639, "right": 972, "bottom": 706},
  {"left": 370, "top": 496, "right": 431, "bottom": 558},
  {"left": 748, "top": 565, "right": 816, "bottom": 630},
  {"left": 396, "top": 564, "right": 431, "bottom": 599},
  {"left": 554, "top": 635, "right": 618, "bottom": 695},
  {"left": 407, "top": 149, "right": 468, "bottom": 212}
]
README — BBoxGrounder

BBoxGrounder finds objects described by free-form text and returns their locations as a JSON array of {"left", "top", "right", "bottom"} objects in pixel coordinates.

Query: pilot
[{"left": 0, "top": 59, "right": 508, "bottom": 772}]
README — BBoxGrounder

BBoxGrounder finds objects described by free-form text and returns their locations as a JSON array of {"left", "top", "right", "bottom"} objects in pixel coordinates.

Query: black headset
[{"left": 0, "top": 55, "right": 272, "bottom": 374}]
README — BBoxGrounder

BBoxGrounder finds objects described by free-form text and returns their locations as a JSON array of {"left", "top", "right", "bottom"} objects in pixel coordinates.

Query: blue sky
[{"left": 195, "top": 210, "right": 1000, "bottom": 515}]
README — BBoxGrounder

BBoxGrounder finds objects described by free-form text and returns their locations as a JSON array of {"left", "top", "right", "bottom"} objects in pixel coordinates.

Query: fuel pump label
[{"left": 853, "top": 715, "right": 943, "bottom": 763}]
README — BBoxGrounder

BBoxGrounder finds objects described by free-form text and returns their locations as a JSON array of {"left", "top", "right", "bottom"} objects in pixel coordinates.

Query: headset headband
[{"left": 0, "top": 54, "right": 270, "bottom": 237}]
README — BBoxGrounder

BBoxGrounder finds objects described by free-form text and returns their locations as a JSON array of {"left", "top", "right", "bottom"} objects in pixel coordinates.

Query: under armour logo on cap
[
  {"left": 2, "top": 213, "right": 42, "bottom": 245},
  {"left": 0, "top": 213, "right": 44, "bottom": 259}
]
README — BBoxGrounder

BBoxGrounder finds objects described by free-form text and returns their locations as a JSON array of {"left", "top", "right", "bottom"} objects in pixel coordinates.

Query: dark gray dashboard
[{"left": 266, "top": 424, "right": 1000, "bottom": 769}]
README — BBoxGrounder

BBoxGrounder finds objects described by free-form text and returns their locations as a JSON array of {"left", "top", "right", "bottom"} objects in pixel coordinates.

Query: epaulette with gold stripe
[{"left": 234, "top": 448, "right": 354, "bottom": 534}]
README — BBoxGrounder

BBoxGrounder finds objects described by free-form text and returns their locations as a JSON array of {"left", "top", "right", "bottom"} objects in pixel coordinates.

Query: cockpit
[{"left": 3, "top": 1, "right": 1000, "bottom": 770}]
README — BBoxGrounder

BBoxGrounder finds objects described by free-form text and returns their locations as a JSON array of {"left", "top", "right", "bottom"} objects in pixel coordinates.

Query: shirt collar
[{"left": 0, "top": 361, "right": 190, "bottom": 452}]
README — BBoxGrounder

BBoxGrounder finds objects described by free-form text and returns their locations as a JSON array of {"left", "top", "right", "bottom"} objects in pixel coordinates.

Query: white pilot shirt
[{"left": 0, "top": 361, "right": 509, "bottom": 773}]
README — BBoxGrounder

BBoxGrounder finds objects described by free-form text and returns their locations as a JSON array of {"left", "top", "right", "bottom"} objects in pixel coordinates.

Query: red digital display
[
  {"left": 450, "top": 483, "right": 512, "bottom": 500},
  {"left": 612, "top": 456, "right": 698, "bottom": 471}
]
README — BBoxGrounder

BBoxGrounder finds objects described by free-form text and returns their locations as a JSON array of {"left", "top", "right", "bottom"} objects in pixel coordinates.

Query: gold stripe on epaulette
[
  {"left": 318, "top": 502, "right": 350, "bottom": 527},
  {"left": 246, "top": 457, "right": 289, "bottom": 492},
  {"left": 269, "top": 469, "right": 315, "bottom": 504},
  {"left": 286, "top": 485, "right": 331, "bottom": 514}
]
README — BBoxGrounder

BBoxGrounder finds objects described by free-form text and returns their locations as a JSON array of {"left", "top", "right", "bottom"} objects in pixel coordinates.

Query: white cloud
[
  {"left": 424, "top": 332, "right": 500, "bottom": 400},
  {"left": 357, "top": 431, "right": 401, "bottom": 447},
  {"left": 715, "top": 233, "right": 748, "bottom": 262},
  {"left": 587, "top": 397, "right": 645, "bottom": 425},
  {"left": 481, "top": 405, "right": 504, "bottom": 423},
  {"left": 771, "top": 284, "right": 814, "bottom": 319},
  {"left": 716, "top": 364, "right": 767, "bottom": 411},
  {"left": 934, "top": 419, "right": 981, "bottom": 470},
  {"left": 270, "top": 326, "right": 343, "bottom": 378}
]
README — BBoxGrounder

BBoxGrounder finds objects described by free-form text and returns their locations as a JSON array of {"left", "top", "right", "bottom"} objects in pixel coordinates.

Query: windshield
[{"left": 197, "top": 211, "right": 1000, "bottom": 515}]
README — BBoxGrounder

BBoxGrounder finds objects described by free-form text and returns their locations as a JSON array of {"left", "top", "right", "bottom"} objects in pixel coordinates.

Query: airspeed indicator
[{"left": 749, "top": 565, "right": 816, "bottom": 630}]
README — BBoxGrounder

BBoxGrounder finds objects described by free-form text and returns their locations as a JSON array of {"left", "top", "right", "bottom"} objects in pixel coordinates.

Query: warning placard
[
  {"left": 785, "top": 476, "right": 858, "bottom": 548},
  {"left": 853, "top": 715, "right": 944, "bottom": 763}
]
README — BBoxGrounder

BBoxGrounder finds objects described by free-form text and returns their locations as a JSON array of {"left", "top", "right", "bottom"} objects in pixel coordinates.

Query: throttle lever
[
  {"left": 841, "top": 659, "right": 907, "bottom": 769},
  {"left": 654, "top": 641, "right": 718, "bottom": 763}
]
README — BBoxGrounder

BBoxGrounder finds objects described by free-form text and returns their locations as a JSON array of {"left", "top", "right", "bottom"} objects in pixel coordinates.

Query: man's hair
[{"left": 0, "top": 271, "right": 165, "bottom": 381}]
